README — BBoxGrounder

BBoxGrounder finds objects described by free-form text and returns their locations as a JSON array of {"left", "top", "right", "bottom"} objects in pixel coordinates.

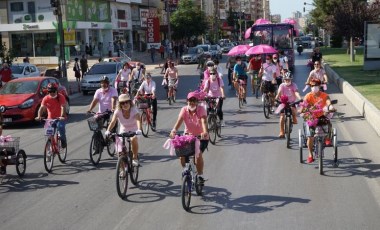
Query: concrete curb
[{"left": 324, "top": 64, "right": 380, "bottom": 136}]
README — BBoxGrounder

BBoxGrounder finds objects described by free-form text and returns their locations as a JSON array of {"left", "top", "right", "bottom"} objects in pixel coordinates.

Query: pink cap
[{"left": 187, "top": 91, "right": 199, "bottom": 100}]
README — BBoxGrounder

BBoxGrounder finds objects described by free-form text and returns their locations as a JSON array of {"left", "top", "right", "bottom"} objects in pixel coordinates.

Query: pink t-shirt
[
  {"left": 114, "top": 107, "right": 139, "bottom": 133},
  {"left": 179, "top": 105, "right": 207, "bottom": 135},
  {"left": 93, "top": 87, "right": 118, "bottom": 113},
  {"left": 204, "top": 77, "right": 224, "bottom": 97},
  {"left": 278, "top": 83, "right": 298, "bottom": 102}
]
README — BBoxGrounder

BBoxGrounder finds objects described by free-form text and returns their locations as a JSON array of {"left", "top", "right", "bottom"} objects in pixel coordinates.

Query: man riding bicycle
[
  {"left": 87, "top": 76, "right": 118, "bottom": 114},
  {"left": 233, "top": 56, "right": 248, "bottom": 103},
  {"left": 247, "top": 54, "right": 262, "bottom": 95},
  {"left": 137, "top": 73, "right": 157, "bottom": 130},
  {"left": 275, "top": 72, "right": 301, "bottom": 138},
  {"left": 170, "top": 92, "right": 209, "bottom": 184},
  {"left": 35, "top": 83, "right": 67, "bottom": 148},
  {"left": 302, "top": 79, "right": 335, "bottom": 163},
  {"left": 259, "top": 55, "right": 277, "bottom": 111}
]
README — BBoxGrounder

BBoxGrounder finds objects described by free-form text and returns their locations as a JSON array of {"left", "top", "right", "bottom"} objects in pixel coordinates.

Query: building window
[
  {"left": 10, "top": 2, "right": 24, "bottom": 12},
  {"left": 117, "top": 10, "right": 126, "bottom": 20}
]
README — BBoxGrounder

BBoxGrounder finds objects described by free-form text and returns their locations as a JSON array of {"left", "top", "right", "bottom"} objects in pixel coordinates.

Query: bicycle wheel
[
  {"left": 333, "top": 128, "right": 338, "bottom": 166},
  {"left": 15, "top": 150, "right": 27, "bottom": 177},
  {"left": 141, "top": 111, "right": 149, "bottom": 137},
  {"left": 318, "top": 140, "right": 324, "bottom": 175},
  {"left": 44, "top": 139, "right": 54, "bottom": 173},
  {"left": 129, "top": 151, "right": 139, "bottom": 185},
  {"left": 263, "top": 95, "right": 270, "bottom": 119},
  {"left": 216, "top": 119, "right": 222, "bottom": 138},
  {"left": 181, "top": 175, "right": 192, "bottom": 211},
  {"left": 298, "top": 129, "right": 303, "bottom": 163},
  {"left": 89, "top": 133, "right": 102, "bottom": 166},
  {"left": 116, "top": 157, "right": 128, "bottom": 199},
  {"left": 285, "top": 117, "right": 291, "bottom": 148},
  {"left": 57, "top": 137, "right": 67, "bottom": 163},
  {"left": 106, "top": 135, "right": 116, "bottom": 157},
  {"left": 255, "top": 81, "right": 261, "bottom": 99},
  {"left": 195, "top": 175, "right": 203, "bottom": 196},
  {"left": 208, "top": 115, "right": 217, "bottom": 145}
]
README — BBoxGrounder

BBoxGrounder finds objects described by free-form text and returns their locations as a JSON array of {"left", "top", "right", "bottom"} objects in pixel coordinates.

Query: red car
[{"left": 0, "top": 77, "right": 70, "bottom": 124}]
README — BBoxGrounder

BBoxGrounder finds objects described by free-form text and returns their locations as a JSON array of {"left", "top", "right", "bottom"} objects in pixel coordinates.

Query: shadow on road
[
  {"left": 323, "top": 157, "right": 380, "bottom": 178},
  {"left": 216, "top": 134, "right": 277, "bottom": 146}
]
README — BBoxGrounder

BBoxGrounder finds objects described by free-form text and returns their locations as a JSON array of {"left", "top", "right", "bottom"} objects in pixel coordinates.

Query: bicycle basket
[
  {"left": 0, "top": 137, "right": 20, "bottom": 155},
  {"left": 175, "top": 140, "right": 196, "bottom": 157},
  {"left": 87, "top": 116, "right": 104, "bottom": 131},
  {"left": 136, "top": 98, "right": 149, "bottom": 109}
]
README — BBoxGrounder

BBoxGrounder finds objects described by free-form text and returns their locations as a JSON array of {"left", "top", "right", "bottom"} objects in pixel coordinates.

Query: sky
[{"left": 269, "top": 0, "right": 313, "bottom": 20}]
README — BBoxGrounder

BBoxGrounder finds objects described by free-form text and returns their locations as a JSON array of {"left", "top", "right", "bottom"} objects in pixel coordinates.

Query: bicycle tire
[
  {"left": 263, "top": 95, "right": 270, "bottom": 119},
  {"left": 208, "top": 115, "right": 217, "bottom": 145},
  {"left": 44, "top": 139, "right": 54, "bottom": 173},
  {"left": 129, "top": 150, "right": 139, "bottom": 185},
  {"left": 238, "top": 97, "right": 243, "bottom": 109},
  {"left": 15, "top": 150, "right": 27, "bottom": 177},
  {"left": 141, "top": 111, "right": 149, "bottom": 137},
  {"left": 216, "top": 119, "right": 222, "bottom": 138},
  {"left": 285, "top": 117, "right": 291, "bottom": 148},
  {"left": 333, "top": 128, "right": 338, "bottom": 166},
  {"left": 57, "top": 137, "right": 67, "bottom": 163},
  {"left": 195, "top": 175, "right": 203, "bottom": 196},
  {"left": 89, "top": 133, "right": 102, "bottom": 166},
  {"left": 181, "top": 175, "right": 192, "bottom": 211},
  {"left": 255, "top": 82, "right": 260, "bottom": 99},
  {"left": 298, "top": 129, "right": 303, "bottom": 163},
  {"left": 116, "top": 157, "right": 128, "bottom": 199},
  {"left": 106, "top": 135, "right": 116, "bottom": 157},
  {"left": 318, "top": 140, "right": 324, "bottom": 175}
]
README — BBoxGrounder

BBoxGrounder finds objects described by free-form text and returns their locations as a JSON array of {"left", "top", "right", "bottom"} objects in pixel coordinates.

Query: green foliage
[
  {"left": 170, "top": 0, "right": 208, "bottom": 41},
  {"left": 0, "top": 42, "right": 17, "bottom": 64},
  {"left": 330, "top": 35, "right": 343, "bottom": 48}
]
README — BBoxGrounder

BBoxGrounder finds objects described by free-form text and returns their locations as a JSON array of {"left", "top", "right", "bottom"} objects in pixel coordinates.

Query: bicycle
[
  {"left": 262, "top": 91, "right": 272, "bottom": 119},
  {"left": 135, "top": 95, "right": 156, "bottom": 137},
  {"left": 276, "top": 99, "right": 302, "bottom": 148},
  {"left": 167, "top": 79, "right": 177, "bottom": 105},
  {"left": 251, "top": 71, "right": 261, "bottom": 99},
  {"left": 117, "top": 80, "right": 129, "bottom": 94},
  {"left": 87, "top": 110, "right": 116, "bottom": 166},
  {"left": 112, "top": 131, "right": 140, "bottom": 199},
  {"left": 206, "top": 97, "right": 222, "bottom": 145},
  {"left": 0, "top": 136, "right": 27, "bottom": 177},
  {"left": 236, "top": 78, "right": 247, "bottom": 109},
  {"left": 173, "top": 135, "right": 203, "bottom": 211},
  {"left": 42, "top": 119, "right": 67, "bottom": 173}
]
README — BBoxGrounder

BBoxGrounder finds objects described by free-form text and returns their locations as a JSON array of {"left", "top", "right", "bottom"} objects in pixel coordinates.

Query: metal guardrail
[{"left": 119, "top": 50, "right": 132, "bottom": 62}]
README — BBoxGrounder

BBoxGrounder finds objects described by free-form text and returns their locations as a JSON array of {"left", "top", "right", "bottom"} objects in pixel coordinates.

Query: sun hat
[{"left": 118, "top": 94, "right": 131, "bottom": 102}]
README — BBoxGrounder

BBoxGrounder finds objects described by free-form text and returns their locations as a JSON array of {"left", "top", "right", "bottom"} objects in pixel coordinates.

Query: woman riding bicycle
[
  {"left": 259, "top": 55, "right": 277, "bottom": 111},
  {"left": 105, "top": 94, "right": 142, "bottom": 166},
  {"left": 203, "top": 69, "right": 226, "bottom": 126},
  {"left": 164, "top": 61, "right": 178, "bottom": 102},
  {"left": 275, "top": 72, "right": 301, "bottom": 138},
  {"left": 137, "top": 73, "right": 157, "bottom": 130},
  {"left": 170, "top": 92, "right": 209, "bottom": 184},
  {"left": 305, "top": 61, "right": 328, "bottom": 91},
  {"left": 115, "top": 62, "right": 132, "bottom": 93},
  {"left": 232, "top": 56, "right": 248, "bottom": 104}
]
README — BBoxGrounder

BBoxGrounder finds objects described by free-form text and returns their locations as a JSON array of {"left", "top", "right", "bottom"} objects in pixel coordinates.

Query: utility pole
[
  {"left": 51, "top": 0, "right": 68, "bottom": 88},
  {"left": 165, "top": 0, "right": 172, "bottom": 56}
]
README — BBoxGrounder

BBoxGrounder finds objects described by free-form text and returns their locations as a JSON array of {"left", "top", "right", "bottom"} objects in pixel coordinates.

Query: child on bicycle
[
  {"left": 170, "top": 92, "right": 209, "bottom": 184},
  {"left": 105, "top": 94, "right": 142, "bottom": 166},
  {"left": 275, "top": 72, "right": 301, "bottom": 138}
]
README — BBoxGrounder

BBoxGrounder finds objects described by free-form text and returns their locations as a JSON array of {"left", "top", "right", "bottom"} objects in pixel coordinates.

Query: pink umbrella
[
  {"left": 244, "top": 27, "right": 251, "bottom": 39},
  {"left": 254, "top": 18, "right": 271, "bottom": 25},
  {"left": 227, "top": 44, "right": 251, "bottom": 56},
  {"left": 283, "top": 18, "right": 297, "bottom": 25},
  {"left": 245, "top": 44, "right": 277, "bottom": 55}
]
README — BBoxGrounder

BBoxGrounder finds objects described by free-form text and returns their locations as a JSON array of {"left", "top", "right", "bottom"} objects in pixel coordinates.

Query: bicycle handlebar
[{"left": 110, "top": 131, "right": 138, "bottom": 138}]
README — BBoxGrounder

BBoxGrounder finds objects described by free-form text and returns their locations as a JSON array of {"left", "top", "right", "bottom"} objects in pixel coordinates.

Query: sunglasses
[
  {"left": 120, "top": 101, "right": 129, "bottom": 105},
  {"left": 188, "top": 98, "right": 198, "bottom": 102},
  {"left": 210, "top": 73, "right": 216, "bottom": 75},
  {"left": 314, "top": 64, "right": 320, "bottom": 66}
]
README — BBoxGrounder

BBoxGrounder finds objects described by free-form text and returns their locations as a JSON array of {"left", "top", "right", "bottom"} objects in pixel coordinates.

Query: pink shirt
[
  {"left": 309, "top": 68, "right": 326, "bottom": 82},
  {"left": 114, "top": 107, "right": 139, "bottom": 133},
  {"left": 278, "top": 83, "right": 298, "bottom": 102},
  {"left": 204, "top": 77, "right": 224, "bottom": 97},
  {"left": 179, "top": 105, "right": 207, "bottom": 135},
  {"left": 93, "top": 87, "right": 118, "bottom": 113}
]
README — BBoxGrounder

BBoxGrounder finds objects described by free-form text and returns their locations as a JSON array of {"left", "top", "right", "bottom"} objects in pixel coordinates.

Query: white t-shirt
[
  {"left": 261, "top": 63, "right": 277, "bottom": 81},
  {"left": 138, "top": 80, "right": 156, "bottom": 94}
]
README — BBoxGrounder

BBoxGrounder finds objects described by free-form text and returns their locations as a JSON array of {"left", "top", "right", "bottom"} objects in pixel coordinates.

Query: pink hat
[{"left": 187, "top": 91, "right": 199, "bottom": 100}]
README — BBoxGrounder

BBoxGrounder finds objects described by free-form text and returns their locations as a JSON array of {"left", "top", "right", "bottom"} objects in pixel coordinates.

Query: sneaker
[
  {"left": 0, "top": 166, "right": 6, "bottom": 175},
  {"left": 152, "top": 122, "right": 156, "bottom": 131},
  {"left": 307, "top": 156, "right": 314, "bottom": 163},
  {"left": 271, "top": 107, "right": 275, "bottom": 113},
  {"left": 132, "top": 159, "right": 139, "bottom": 167},
  {"left": 197, "top": 175, "right": 205, "bottom": 185},
  {"left": 243, "top": 98, "right": 247, "bottom": 104},
  {"left": 61, "top": 140, "right": 67, "bottom": 149},
  {"left": 220, "top": 120, "right": 225, "bottom": 127}
]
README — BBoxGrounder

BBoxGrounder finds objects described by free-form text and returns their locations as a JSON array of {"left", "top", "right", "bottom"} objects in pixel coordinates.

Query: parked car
[
  {"left": 195, "top": 44, "right": 212, "bottom": 58},
  {"left": 210, "top": 44, "right": 223, "bottom": 59},
  {"left": 43, "top": 68, "right": 62, "bottom": 79},
  {"left": 180, "top": 47, "right": 204, "bottom": 64},
  {"left": 80, "top": 62, "right": 122, "bottom": 95},
  {"left": 221, "top": 43, "right": 234, "bottom": 53},
  {"left": 10, "top": 63, "right": 41, "bottom": 79},
  {"left": 0, "top": 77, "right": 69, "bottom": 124}
]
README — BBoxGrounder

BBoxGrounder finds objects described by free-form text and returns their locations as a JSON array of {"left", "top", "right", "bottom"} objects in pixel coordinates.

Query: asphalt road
[{"left": 1, "top": 49, "right": 380, "bottom": 230}]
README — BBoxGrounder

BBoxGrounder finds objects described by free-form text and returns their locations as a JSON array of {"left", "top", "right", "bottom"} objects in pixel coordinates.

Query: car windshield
[
  {"left": 199, "top": 46, "right": 209, "bottom": 51},
  {"left": 210, "top": 45, "right": 218, "bottom": 50},
  {"left": 187, "top": 47, "right": 198, "bottom": 54},
  {"left": 10, "top": 66, "right": 24, "bottom": 74},
  {"left": 87, "top": 64, "right": 116, "bottom": 75},
  {"left": 0, "top": 81, "right": 39, "bottom": 94}
]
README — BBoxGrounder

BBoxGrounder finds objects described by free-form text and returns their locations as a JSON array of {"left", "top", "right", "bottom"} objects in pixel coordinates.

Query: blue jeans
[{"left": 57, "top": 120, "right": 66, "bottom": 144}]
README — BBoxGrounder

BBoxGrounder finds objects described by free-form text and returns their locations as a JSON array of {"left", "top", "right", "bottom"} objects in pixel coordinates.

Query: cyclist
[
  {"left": 35, "top": 83, "right": 67, "bottom": 148},
  {"left": 302, "top": 79, "right": 335, "bottom": 163},
  {"left": 130, "top": 62, "right": 145, "bottom": 82},
  {"left": 164, "top": 61, "right": 178, "bottom": 102},
  {"left": 201, "top": 60, "right": 215, "bottom": 88},
  {"left": 247, "top": 54, "right": 262, "bottom": 95},
  {"left": 105, "top": 94, "right": 142, "bottom": 166},
  {"left": 232, "top": 56, "right": 248, "bottom": 103},
  {"left": 305, "top": 61, "right": 328, "bottom": 91},
  {"left": 259, "top": 55, "right": 277, "bottom": 111},
  {"left": 275, "top": 72, "right": 301, "bottom": 138},
  {"left": 137, "top": 73, "right": 157, "bottom": 130},
  {"left": 115, "top": 62, "right": 132, "bottom": 93},
  {"left": 170, "top": 92, "right": 209, "bottom": 184},
  {"left": 203, "top": 69, "right": 226, "bottom": 126},
  {"left": 273, "top": 53, "right": 283, "bottom": 87},
  {"left": 278, "top": 50, "right": 289, "bottom": 70},
  {"left": 87, "top": 76, "right": 118, "bottom": 114}
]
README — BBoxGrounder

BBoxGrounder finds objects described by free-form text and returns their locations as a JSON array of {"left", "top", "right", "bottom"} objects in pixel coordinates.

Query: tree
[
  {"left": 170, "top": 0, "right": 208, "bottom": 42},
  {"left": 0, "top": 42, "right": 16, "bottom": 64}
]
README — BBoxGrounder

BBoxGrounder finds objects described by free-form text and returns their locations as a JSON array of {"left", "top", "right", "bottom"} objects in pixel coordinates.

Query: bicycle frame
[{"left": 44, "top": 119, "right": 60, "bottom": 154}]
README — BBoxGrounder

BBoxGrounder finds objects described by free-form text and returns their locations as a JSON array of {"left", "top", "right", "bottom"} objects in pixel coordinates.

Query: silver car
[
  {"left": 210, "top": 44, "right": 222, "bottom": 59},
  {"left": 10, "top": 63, "right": 41, "bottom": 79},
  {"left": 80, "top": 62, "right": 122, "bottom": 95},
  {"left": 180, "top": 47, "right": 204, "bottom": 64}
]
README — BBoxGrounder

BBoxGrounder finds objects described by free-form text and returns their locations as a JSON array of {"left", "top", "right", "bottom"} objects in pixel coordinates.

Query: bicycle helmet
[
  {"left": 47, "top": 83, "right": 58, "bottom": 92},
  {"left": 206, "top": 61, "right": 215, "bottom": 67},
  {"left": 283, "top": 72, "right": 293, "bottom": 80},
  {"left": 99, "top": 75, "right": 109, "bottom": 83}
]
